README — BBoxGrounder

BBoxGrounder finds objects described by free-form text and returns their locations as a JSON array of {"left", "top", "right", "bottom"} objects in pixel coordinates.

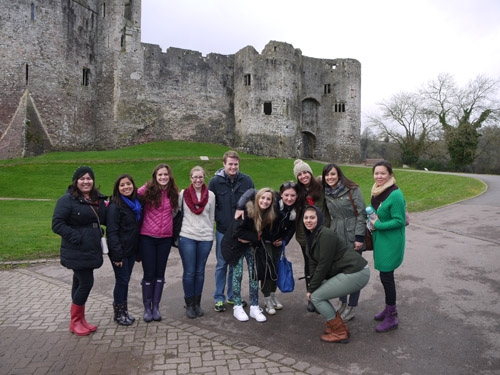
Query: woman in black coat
[
  {"left": 106, "top": 174, "right": 142, "bottom": 326},
  {"left": 52, "top": 166, "right": 107, "bottom": 336}
]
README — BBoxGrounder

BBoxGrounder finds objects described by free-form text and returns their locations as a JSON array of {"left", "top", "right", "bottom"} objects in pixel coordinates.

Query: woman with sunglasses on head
[
  {"left": 177, "top": 166, "right": 215, "bottom": 319},
  {"left": 235, "top": 181, "right": 299, "bottom": 315},
  {"left": 292, "top": 159, "right": 325, "bottom": 313},
  {"left": 107, "top": 174, "right": 142, "bottom": 326},
  {"left": 321, "top": 164, "right": 367, "bottom": 322}
]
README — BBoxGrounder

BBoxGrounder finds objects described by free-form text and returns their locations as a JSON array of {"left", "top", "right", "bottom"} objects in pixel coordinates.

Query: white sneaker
[
  {"left": 264, "top": 297, "right": 276, "bottom": 315},
  {"left": 341, "top": 306, "right": 355, "bottom": 322},
  {"left": 250, "top": 305, "right": 267, "bottom": 322},
  {"left": 270, "top": 292, "right": 283, "bottom": 310},
  {"left": 233, "top": 305, "right": 249, "bottom": 322}
]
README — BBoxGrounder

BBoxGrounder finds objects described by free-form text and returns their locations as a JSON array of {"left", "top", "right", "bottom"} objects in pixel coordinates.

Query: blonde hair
[{"left": 247, "top": 187, "right": 276, "bottom": 234}]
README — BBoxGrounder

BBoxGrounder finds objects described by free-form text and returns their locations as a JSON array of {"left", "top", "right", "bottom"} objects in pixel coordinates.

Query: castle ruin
[{"left": 0, "top": 0, "right": 362, "bottom": 163}]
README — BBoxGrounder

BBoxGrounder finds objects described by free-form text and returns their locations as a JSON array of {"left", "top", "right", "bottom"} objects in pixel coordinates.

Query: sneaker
[
  {"left": 227, "top": 299, "right": 247, "bottom": 307},
  {"left": 249, "top": 305, "right": 267, "bottom": 322},
  {"left": 264, "top": 297, "right": 276, "bottom": 315},
  {"left": 270, "top": 293, "right": 283, "bottom": 310},
  {"left": 337, "top": 302, "right": 347, "bottom": 315},
  {"left": 233, "top": 305, "right": 249, "bottom": 322},
  {"left": 214, "top": 301, "right": 226, "bottom": 312}
]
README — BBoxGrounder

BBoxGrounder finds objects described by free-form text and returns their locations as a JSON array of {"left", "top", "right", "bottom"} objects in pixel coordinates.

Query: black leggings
[
  {"left": 300, "top": 244, "right": 311, "bottom": 286},
  {"left": 71, "top": 269, "right": 94, "bottom": 305},
  {"left": 379, "top": 271, "right": 396, "bottom": 306}
]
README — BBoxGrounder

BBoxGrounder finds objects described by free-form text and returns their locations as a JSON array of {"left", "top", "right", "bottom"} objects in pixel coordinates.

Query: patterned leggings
[{"left": 232, "top": 247, "right": 259, "bottom": 306}]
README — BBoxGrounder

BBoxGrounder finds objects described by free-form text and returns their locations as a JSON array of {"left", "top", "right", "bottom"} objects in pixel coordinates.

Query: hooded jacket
[
  {"left": 304, "top": 206, "right": 367, "bottom": 294},
  {"left": 208, "top": 168, "right": 254, "bottom": 234},
  {"left": 52, "top": 191, "right": 107, "bottom": 270},
  {"left": 106, "top": 200, "right": 141, "bottom": 262}
]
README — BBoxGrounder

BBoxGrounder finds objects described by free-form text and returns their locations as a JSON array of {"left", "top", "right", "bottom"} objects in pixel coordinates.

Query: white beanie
[{"left": 293, "top": 159, "right": 313, "bottom": 178}]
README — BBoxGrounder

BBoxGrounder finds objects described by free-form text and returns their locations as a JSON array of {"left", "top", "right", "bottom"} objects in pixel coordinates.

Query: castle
[{"left": 0, "top": 0, "right": 362, "bottom": 163}]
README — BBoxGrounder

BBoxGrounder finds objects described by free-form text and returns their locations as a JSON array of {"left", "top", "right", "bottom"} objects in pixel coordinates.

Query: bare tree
[
  {"left": 423, "top": 74, "right": 500, "bottom": 170},
  {"left": 368, "top": 92, "right": 440, "bottom": 165}
]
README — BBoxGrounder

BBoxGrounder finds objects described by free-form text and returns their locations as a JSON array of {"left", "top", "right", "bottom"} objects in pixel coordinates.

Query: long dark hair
[
  {"left": 143, "top": 163, "right": 179, "bottom": 210},
  {"left": 296, "top": 171, "right": 322, "bottom": 204},
  {"left": 111, "top": 174, "right": 139, "bottom": 207},
  {"left": 322, "top": 163, "right": 359, "bottom": 190},
  {"left": 69, "top": 180, "right": 100, "bottom": 201},
  {"left": 279, "top": 181, "right": 300, "bottom": 209}
]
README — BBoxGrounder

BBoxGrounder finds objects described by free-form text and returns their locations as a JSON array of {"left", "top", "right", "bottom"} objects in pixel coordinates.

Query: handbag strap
[{"left": 89, "top": 204, "right": 103, "bottom": 236}]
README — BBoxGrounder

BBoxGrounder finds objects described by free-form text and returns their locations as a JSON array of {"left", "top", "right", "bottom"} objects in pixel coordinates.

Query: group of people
[{"left": 52, "top": 152, "right": 406, "bottom": 344}]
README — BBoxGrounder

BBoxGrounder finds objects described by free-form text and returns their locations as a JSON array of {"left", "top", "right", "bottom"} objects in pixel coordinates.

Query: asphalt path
[{"left": 32, "top": 173, "right": 500, "bottom": 374}]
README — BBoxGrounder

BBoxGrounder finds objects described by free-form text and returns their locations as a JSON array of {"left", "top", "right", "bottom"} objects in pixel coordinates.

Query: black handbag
[{"left": 251, "top": 242, "right": 277, "bottom": 282}]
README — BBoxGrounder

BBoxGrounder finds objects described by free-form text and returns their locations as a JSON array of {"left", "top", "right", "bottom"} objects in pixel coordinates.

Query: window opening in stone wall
[
  {"left": 244, "top": 74, "right": 251, "bottom": 86},
  {"left": 334, "top": 102, "right": 346, "bottom": 113},
  {"left": 30, "top": 3, "right": 35, "bottom": 20},
  {"left": 26, "top": 64, "right": 29, "bottom": 85},
  {"left": 82, "top": 68, "right": 90, "bottom": 86},
  {"left": 121, "top": 34, "right": 125, "bottom": 49},
  {"left": 324, "top": 84, "right": 331, "bottom": 94},
  {"left": 124, "top": 1, "right": 132, "bottom": 21},
  {"left": 263, "top": 102, "right": 272, "bottom": 115},
  {"left": 102, "top": 3, "right": 106, "bottom": 18}
]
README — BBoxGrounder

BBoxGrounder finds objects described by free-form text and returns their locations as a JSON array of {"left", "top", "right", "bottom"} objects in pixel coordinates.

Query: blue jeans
[
  {"left": 214, "top": 230, "right": 234, "bottom": 303},
  {"left": 111, "top": 253, "right": 136, "bottom": 304},
  {"left": 178, "top": 236, "right": 213, "bottom": 298},
  {"left": 311, "top": 267, "right": 370, "bottom": 321},
  {"left": 140, "top": 235, "right": 172, "bottom": 282}
]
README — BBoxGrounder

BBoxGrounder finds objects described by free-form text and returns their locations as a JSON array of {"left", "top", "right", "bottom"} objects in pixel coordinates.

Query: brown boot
[
  {"left": 323, "top": 312, "right": 350, "bottom": 337},
  {"left": 320, "top": 313, "right": 349, "bottom": 343}
]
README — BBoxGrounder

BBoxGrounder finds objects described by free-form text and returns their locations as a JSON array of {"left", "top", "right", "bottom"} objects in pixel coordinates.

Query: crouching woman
[{"left": 303, "top": 206, "right": 370, "bottom": 343}]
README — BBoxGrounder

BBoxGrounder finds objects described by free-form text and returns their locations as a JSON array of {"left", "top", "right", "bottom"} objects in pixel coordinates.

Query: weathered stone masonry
[{"left": 0, "top": 0, "right": 361, "bottom": 163}]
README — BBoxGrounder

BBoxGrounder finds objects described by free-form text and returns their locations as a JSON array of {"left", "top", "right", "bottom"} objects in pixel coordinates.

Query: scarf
[
  {"left": 325, "top": 181, "right": 345, "bottom": 198},
  {"left": 122, "top": 195, "right": 142, "bottom": 222},
  {"left": 184, "top": 184, "right": 209, "bottom": 215},
  {"left": 370, "top": 177, "right": 398, "bottom": 210}
]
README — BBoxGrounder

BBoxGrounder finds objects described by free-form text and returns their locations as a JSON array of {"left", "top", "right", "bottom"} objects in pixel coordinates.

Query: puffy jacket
[
  {"left": 208, "top": 168, "right": 254, "bottom": 234},
  {"left": 52, "top": 192, "right": 107, "bottom": 270},
  {"left": 138, "top": 186, "right": 174, "bottom": 238},
  {"left": 106, "top": 201, "right": 141, "bottom": 262}
]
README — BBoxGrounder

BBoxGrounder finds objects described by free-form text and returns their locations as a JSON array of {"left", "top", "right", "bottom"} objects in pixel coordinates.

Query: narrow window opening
[
  {"left": 30, "top": 3, "right": 35, "bottom": 20},
  {"left": 323, "top": 84, "right": 331, "bottom": 94},
  {"left": 26, "top": 64, "right": 29, "bottom": 85},
  {"left": 102, "top": 3, "right": 106, "bottom": 18},
  {"left": 263, "top": 102, "right": 272, "bottom": 115},
  {"left": 82, "top": 68, "right": 90, "bottom": 86},
  {"left": 244, "top": 74, "right": 251, "bottom": 86},
  {"left": 124, "top": 1, "right": 132, "bottom": 21},
  {"left": 334, "top": 102, "right": 346, "bottom": 113},
  {"left": 121, "top": 34, "right": 125, "bottom": 49},
  {"left": 274, "top": 46, "right": 277, "bottom": 52}
]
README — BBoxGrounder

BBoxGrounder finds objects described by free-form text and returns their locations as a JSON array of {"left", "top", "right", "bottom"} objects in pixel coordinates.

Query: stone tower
[{"left": 0, "top": 0, "right": 361, "bottom": 163}]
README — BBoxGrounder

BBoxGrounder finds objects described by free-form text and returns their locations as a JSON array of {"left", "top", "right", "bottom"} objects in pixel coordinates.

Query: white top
[{"left": 179, "top": 189, "right": 215, "bottom": 241}]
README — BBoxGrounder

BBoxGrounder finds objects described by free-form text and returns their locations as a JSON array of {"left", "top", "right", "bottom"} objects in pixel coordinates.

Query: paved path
[{"left": 1, "top": 174, "right": 500, "bottom": 374}]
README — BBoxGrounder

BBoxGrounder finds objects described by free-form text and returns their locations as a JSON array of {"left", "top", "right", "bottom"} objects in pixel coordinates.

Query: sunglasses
[{"left": 281, "top": 181, "right": 297, "bottom": 189}]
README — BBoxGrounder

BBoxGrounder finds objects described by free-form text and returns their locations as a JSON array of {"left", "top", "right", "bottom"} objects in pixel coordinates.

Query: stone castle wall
[{"left": 0, "top": 0, "right": 361, "bottom": 163}]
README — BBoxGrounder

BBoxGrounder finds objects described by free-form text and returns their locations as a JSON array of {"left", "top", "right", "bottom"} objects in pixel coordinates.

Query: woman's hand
[
  {"left": 237, "top": 238, "right": 250, "bottom": 244},
  {"left": 113, "top": 261, "right": 123, "bottom": 267},
  {"left": 369, "top": 215, "right": 378, "bottom": 229},
  {"left": 273, "top": 238, "right": 283, "bottom": 247},
  {"left": 354, "top": 241, "right": 364, "bottom": 251},
  {"left": 234, "top": 209, "right": 244, "bottom": 220},
  {"left": 306, "top": 292, "right": 311, "bottom": 301}
]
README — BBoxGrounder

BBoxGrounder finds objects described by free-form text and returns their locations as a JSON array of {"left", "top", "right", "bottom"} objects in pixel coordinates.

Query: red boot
[
  {"left": 80, "top": 305, "right": 97, "bottom": 332},
  {"left": 70, "top": 303, "right": 91, "bottom": 336}
]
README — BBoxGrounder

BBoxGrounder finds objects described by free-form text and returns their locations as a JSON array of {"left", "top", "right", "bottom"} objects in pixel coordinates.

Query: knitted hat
[
  {"left": 293, "top": 159, "right": 313, "bottom": 178},
  {"left": 73, "top": 166, "right": 94, "bottom": 182}
]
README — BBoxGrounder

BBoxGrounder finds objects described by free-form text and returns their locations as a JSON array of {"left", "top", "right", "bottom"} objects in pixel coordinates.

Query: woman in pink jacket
[{"left": 138, "top": 163, "right": 179, "bottom": 322}]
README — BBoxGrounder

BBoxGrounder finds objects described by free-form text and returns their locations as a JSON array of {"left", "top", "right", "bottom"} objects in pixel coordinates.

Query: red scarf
[{"left": 184, "top": 184, "right": 209, "bottom": 215}]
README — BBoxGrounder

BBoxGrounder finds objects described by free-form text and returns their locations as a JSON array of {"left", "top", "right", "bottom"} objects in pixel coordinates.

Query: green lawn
[{"left": 0, "top": 141, "right": 485, "bottom": 262}]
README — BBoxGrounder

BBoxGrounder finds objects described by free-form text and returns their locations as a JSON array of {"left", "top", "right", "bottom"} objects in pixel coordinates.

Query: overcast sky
[{"left": 141, "top": 0, "right": 500, "bottom": 124}]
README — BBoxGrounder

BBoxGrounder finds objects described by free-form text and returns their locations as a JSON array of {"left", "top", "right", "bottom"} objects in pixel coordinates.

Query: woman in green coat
[
  {"left": 368, "top": 161, "right": 406, "bottom": 333},
  {"left": 322, "top": 163, "right": 367, "bottom": 322}
]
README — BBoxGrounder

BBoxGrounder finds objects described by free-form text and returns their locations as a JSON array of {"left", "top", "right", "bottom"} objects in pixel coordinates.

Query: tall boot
[
  {"left": 184, "top": 297, "right": 197, "bottom": 319},
  {"left": 320, "top": 312, "right": 349, "bottom": 343},
  {"left": 113, "top": 303, "right": 133, "bottom": 326},
  {"left": 69, "top": 303, "right": 91, "bottom": 336},
  {"left": 142, "top": 280, "right": 154, "bottom": 322},
  {"left": 194, "top": 295, "right": 204, "bottom": 317},
  {"left": 79, "top": 304, "right": 97, "bottom": 332},
  {"left": 376, "top": 305, "right": 398, "bottom": 332},
  {"left": 123, "top": 301, "right": 135, "bottom": 323},
  {"left": 323, "top": 311, "right": 350, "bottom": 337},
  {"left": 152, "top": 278, "right": 165, "bottom": 321}
]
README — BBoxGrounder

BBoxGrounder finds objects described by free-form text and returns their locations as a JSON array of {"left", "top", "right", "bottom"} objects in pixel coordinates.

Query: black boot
[
  {"left": 123, "top": 301, "right": 135, "bottom": 323},
  {"left": 113, "top": 303, "right": 133, "bottom": 326},
  {"left": 194, "top": 295, "right": 204, "bottom": 317},
  {"left": 305, "top": 276, "right": 317, "bottom": 313},
  {"left": 185, "top": 297, "right": 197, "bottom": 319}
]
